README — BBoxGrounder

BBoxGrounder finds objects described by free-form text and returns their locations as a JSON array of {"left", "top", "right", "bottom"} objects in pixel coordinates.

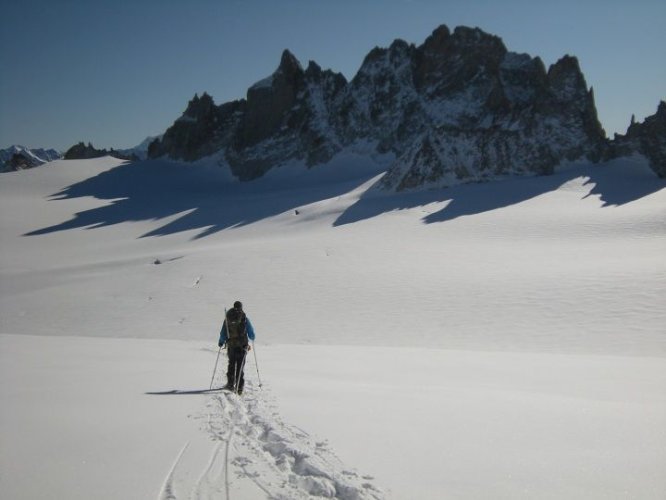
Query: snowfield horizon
[{"left": 1, "top": 155, "right": 665, "bottom": 499}]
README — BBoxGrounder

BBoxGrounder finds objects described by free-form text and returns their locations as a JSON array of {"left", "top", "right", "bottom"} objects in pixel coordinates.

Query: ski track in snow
[
  {"left": 159, "top": 442, "right": 191, "bottom": 500},
  {"left": 162, "top": 383, "right": 384, "bottom": 500}
]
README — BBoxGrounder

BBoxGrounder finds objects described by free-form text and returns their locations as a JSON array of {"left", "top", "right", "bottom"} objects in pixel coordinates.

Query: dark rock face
[
  {"left": 1, "top": 146, "right": 62, "bottom": 171},
  {"left": 606, "top": 102, "right": 666, "bottom": 177},
  {"left": 3, "top": 153, "right": 36, "bottom": 171},
  {"left": 64, "top": 142, "right": 137, "bottom": 161},
  {"left": 238, "top": 50, "right": 304, "bottom": 149},
  {"left": 148, "top": 93, "right": 241, "bottom": 162},
  {"left": 376, "top": 35, "right": 606, "bottom": 189},
  {"left": 226, "top": 50, "right": 347, "bottom": 180},
  {"left": 64, "top": 142, "right": 106, "bottom": 160},
  {"left": 149, "top": 24, "right": 609, "bottom": 190}
]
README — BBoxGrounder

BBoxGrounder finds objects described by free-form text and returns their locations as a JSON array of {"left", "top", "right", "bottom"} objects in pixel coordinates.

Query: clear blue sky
[{"left": 1, "top": 0, "right": 664, "bottom": 151}]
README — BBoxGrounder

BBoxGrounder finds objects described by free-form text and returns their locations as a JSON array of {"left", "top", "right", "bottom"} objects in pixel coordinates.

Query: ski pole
[
  {"left": 252, "top": 342, "right": 263, "bottom": 388},
  {"left": 209, "top": 308, "right": 229, "bottom": 390},
  {"left": 209, "top": 346, "right": 222, "bottom": 390}
]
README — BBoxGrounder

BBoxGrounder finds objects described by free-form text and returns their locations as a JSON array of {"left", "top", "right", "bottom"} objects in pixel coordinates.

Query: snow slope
[{"left": 1, "top": 155, "right": 665, "bottom": 499}]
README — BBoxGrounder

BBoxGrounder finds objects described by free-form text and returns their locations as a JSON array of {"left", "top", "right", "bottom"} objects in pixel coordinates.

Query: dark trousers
[{"left": 226, "top": 346, "right": 248, "bottom": 391}]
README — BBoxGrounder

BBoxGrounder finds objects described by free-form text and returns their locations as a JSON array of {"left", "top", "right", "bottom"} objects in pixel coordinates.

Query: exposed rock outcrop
[
  {"left": 3, "top": 153, "right": 36, "bottom": 171},
  {"left": 1, "top": 146, "right": 62, "bottom": 172},
  {"left": 64, "top": 142, "right": 137, "bottom": 161},
  {"left": 606, "top": 102, "right": 666, "bottom": 177},
  {"left": 148, "top": 24, "right": 610, "bottom": 190}
]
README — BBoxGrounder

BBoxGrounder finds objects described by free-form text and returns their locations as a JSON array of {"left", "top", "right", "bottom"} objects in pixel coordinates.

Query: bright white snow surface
[{"left": 1, "top": 154, "right": 665, "bottom": 499}]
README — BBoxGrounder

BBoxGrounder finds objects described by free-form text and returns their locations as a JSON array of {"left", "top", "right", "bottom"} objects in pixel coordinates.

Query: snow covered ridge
[
  {"left": 0, "top": 136, "right": 160, "bottom": 172},
  {"left": 0, "top": 145, "right": 62, "bottom": 171},
  {"left": 148, "top": 24, "right": 665, "bottom": 188}
]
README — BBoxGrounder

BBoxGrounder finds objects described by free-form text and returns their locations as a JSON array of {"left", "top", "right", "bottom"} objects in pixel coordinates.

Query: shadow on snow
[
  {"left": 23, "top": 157, "right": 664, "bottom": 238},
  {"left": 24, "top": 159, "right": 379, "bottom": 239},
  {"left": 145, "top": 387, "right": 227, "bottom": 396},
  {"left": 333, "top": 159, "right": 665, "bottom": 226}
]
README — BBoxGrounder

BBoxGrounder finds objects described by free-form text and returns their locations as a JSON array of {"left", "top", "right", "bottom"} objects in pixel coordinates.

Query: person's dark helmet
[{"left": 233, "top": 301, "right": 243, "bottom": 310}]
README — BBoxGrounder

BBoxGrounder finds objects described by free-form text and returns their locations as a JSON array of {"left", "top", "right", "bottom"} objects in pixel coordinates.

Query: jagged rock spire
[
  {"left": 607, "top": 101, "right": 666, "bottom": 177},
  {"left": 149, "top": 23, "right": 632, "bottom": 188}
]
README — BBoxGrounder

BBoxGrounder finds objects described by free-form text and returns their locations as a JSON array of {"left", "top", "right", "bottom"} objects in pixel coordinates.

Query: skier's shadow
[{"left": 145, "top": 387, "right": 225, "bottom": 396}]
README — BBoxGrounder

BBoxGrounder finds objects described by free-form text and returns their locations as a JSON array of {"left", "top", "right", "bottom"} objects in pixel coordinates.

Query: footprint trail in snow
[{"left": 160, "top": 383, "right": 384, "bottom": 500}]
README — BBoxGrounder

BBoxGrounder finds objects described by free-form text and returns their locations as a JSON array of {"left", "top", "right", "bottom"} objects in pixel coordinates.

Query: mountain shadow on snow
[
  {"left": 22, "top": 156, "right": 665, "bottom": 239},
  {"left": 23, "top": 159, "right": 380, "bottom": 239},
  {"left": 334, "top": 159, "right": 665, "bottom": 226}
]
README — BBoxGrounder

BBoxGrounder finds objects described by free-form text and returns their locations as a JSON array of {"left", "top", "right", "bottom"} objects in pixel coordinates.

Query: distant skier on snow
[{"left": 218, "top": 301, "right": 256, "bottom": 394}]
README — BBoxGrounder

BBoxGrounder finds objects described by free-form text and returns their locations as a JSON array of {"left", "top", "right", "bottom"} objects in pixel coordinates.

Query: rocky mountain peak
[
  {"left": 63, "top": 142, "right": 137, "bottom": 161},
  {"left": 421, "top": 24, "right": 451, "bottom": 51},
  {"left": 418, "top": 24, "right": 507, "bottom": 64},
  {"left": 277, "top": 49, "right": 303, "bottom": 78},
  {"left": 305, "top": 60, "right": 322, "bottom": 78},
  {"left": 606, "top": 101, "right": 666, "bottom": 177},
  {"left": 3, "top": 152, "right": 34, "bottom": 171},
  {"left": 451, "top": 25, "right": 507, "bottom": 52},
  {"left": 237, "top": 51, "right": 307, "bottom": 152},
  {"left": 305, "top": 61, "right": 348, "bottom": 91},
  {"left": 1, "top": 146, "right": 61, "bottom": 170},
  {"left": 182, "top": 92, "right": 216, "bottom": 120},
  {"left": 627, "top": 101, "right": 666, "bottom": 137},
  {"left": 148, "top": 23, "right": 661, "bottom": 188},
  {"left": 354, "top": 39, "right": 414, "bottom": 75},
  {"left": 414, "top": 24, "right": 507, "bottom": 97},
  {"left": 547, "top": 55, "right": 588, "bottom": 99}
]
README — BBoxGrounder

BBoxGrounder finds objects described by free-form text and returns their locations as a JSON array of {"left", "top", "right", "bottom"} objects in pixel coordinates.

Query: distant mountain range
[
  {"left": 0, "top": 146, "right": 62, "bottom": 172},
  {"left": 1, "top": 135, "right": 162, "bottom": 172},
  {"left": 62, "top": 136, "right": 161, "bottom": 161},
  {"left": 10, "top": 24, "right": 663, "bottom": 185},
  {"left": 146, "top": 24, "right": 665, "bottom": 187}
]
